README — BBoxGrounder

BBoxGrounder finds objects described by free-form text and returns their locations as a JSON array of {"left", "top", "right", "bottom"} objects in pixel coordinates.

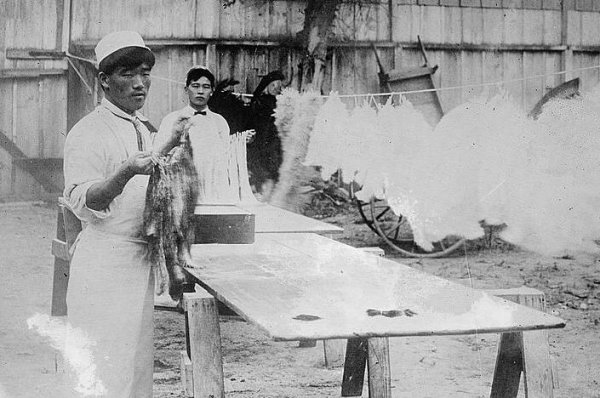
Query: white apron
[
  {"left": 65, "top": 176, "right": 154, "bottom": 398},
  {"left": 63, "top": 102, "right": 155, "bottom": 398}
]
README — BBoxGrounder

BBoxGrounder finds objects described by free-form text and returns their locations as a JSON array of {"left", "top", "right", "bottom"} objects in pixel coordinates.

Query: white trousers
[{"left": 65, "top": 228, "right": 154, "bottom": 398}]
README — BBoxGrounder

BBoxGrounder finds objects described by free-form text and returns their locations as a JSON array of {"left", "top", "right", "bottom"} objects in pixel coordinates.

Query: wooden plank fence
[{"left": 2, "top": 0, "right": 600, "bottom": 201}]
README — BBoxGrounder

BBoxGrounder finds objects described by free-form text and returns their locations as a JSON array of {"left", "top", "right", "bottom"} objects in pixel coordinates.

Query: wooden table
[
  {"left": 238, "top": 202, "right": 343, "bottom": 235},
  {"left": 185, "top": 233, "right": 565, "bottom": 397}
]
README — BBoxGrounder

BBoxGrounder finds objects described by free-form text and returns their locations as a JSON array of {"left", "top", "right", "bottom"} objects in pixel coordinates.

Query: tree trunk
[{"left": 298, "top": 0, "right": 341, "bottom": 93}]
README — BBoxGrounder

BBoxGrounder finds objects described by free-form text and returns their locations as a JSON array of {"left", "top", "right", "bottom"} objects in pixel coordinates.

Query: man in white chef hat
[{"left": 62, "top": 31, "right": 185, "bottom": 397}]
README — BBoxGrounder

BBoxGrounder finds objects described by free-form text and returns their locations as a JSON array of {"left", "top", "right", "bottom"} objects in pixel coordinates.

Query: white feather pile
[
  {"left": 271, "top": 89, "right": 324, "bottom": 209},
  {"left": 500, "top": 87, "right": 600, "bottom": 256},
  {"left": 296, "top": 85, "right": 600, "bottom": 257},
  {"left": 305, "top": 92, "right": 349, "bottom": 179},
  {"left": 189, "top": 120, "right": 256, "bottom": 204}
]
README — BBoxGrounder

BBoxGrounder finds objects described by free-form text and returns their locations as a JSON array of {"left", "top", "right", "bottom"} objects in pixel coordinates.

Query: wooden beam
[
  {"left": 0, "top": 68, "right": 66, "bottom": 79},
  {"left": 180, "top": 351, "right": 194, "bottom": 397},
  {"left": 183, "top": 286, "right": 225, "bottom": 398},
  {"left": 490, "top": 332, "right": 523, "bottom": 398},
  {"left": 51, "top": 239, "right": 69, "bottom": 261},
  {"left": 71, "top": 39, "right": 399, "bottom": 50},
  {"left": 5, "top": 48, "right": 67, "bottom": 60},
  {"left": 490, "top": 287, "right": 557, "bottom": 396},
  {"left": 367, "top": 337, "right": 392, "bottom": 398},
  {"left": 387, "top": 65, "right": 438, "bottom": 82},
  {"left": 323, "top": 339, "right": 346, "bottom": 368},
  {"left": 0, "top": 130, "right": 64, "bottom": 193},
  {"left": 399, "top": 42, "right": 568, "bottom": 52},
  {"left": 341, "top": 338, "right": 368, "bottom": 397}
]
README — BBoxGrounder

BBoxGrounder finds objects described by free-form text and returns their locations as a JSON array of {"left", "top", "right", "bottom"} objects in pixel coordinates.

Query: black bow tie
[{"left": 194, "top": 110, "right": 207, "bottom": 116}]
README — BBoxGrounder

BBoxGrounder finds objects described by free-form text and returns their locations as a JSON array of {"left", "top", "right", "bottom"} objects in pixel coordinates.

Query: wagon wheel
[
  {"left": 357, "top": 197, "right": 466, "bottom": 258},
  {"left": 357, "top": 197, "right": 414, "bottom": 244}
]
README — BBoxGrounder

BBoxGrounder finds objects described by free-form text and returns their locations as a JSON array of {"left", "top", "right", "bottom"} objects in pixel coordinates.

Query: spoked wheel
[{"left": 356, "top": 197, "right": 466, "bottom": 258}]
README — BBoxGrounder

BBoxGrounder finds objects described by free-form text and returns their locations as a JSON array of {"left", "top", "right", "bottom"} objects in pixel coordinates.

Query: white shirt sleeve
[{"left": 62, "top": 121, "right": 112, "bottom": 221}]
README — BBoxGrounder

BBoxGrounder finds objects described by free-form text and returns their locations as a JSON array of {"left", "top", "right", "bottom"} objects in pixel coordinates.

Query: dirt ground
[{"left": 1, "top": 200, "right": 599, "bottom": 397}]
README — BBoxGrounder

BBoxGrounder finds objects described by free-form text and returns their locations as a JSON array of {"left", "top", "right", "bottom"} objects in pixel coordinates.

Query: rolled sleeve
[{"left": 63, "top": 124, "right": 112, "bottom": 222}]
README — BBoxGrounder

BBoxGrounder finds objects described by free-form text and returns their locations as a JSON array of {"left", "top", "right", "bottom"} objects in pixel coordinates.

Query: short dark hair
[
  {"left": 98, "top": 47, "right": 155, "bottom": 75},
  {"left": 186, "top": 67, "right": 215, "bottom": 88}
]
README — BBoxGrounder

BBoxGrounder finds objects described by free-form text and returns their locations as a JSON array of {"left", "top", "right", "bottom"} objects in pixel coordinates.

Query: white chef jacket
[{"left": 62, "top": 98, "right": 155, "bottom": 398}]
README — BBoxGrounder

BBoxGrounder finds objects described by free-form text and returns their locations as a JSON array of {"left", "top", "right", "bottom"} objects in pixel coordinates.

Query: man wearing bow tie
[
  {"left": 156, "top": 67, "right": 245, "bottom": 203},
  {"left": 156, "top": 66, "right": 229, "bottom": 148}
]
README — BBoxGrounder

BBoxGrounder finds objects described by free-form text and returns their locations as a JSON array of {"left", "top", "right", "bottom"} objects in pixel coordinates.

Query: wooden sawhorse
[{"left": 178, "top": 285, "right": 558, "bottom": 398}]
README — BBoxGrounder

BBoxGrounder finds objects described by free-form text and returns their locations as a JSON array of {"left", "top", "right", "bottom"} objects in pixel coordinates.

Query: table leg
[
  {"left": 183, "top": 287, "right": 225, "bottom": 398},
  {"left": 491, "top": 332, "right": 523, "bottom": 398},
  {"left": 522, "top": 330, "right": 554, "bottom": 397},
  {"left": 491, "top": 331, "right": 554, "bottom": 398},
  {"left": 341, "top": 338, "right": 368, "bottom": 397},
  {"left": 367, "top": 337, "right": 392, "bottom": 398},
  {"left": 50, "top": 256, "right": 69, "bottom": 316},
  {"left": 324, "top": 339, "right": 347, "bottom": 368}
]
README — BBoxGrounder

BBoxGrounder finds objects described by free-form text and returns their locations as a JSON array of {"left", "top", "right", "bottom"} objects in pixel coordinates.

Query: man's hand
[
  {"left": 171, "top": 115, "right": 191, "bottom": 143},
  {"left": 86, "top": 151, "right": 159, "bottom": 211},
  {"left": 156, "top": 115, "right": 192, "bottom": 156},
  {"left": 243, "top": 129, "right": 256, "bottom": 144},
  {"left": 125, "top": 151, "right": 159, "bottom": 175}
]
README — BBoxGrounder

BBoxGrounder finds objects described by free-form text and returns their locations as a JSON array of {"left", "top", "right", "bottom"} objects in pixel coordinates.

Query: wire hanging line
[
  {"left": 330, "top": 63, "right": 600, "bottom": 99},
  {"left": 62, "top": 51, "right": 600, "bottom": 99}
]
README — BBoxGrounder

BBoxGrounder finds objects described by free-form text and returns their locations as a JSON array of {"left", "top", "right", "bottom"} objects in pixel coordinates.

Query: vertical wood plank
[
  {"left": 503, "top": 8, "right": 524, "bottom": 44},
  {"left": 470, "top": 6, "right": 484, "bottom": 44},
  {"left": 341, "top": 338, "right": 368, "bottom": 397},
  {"left": 14, "top": 77, "right": 40, "bottom": 198},
  {"left": 421, "top": 5, "right": 443, "bottom": 43},
  {"left": 460, "top": 51, "right": 483, "bottom": 102},
  {"left": 269, "top": 0, "right": 289, "bottom": 37},
  {"left": 443, "top": 5, "right": 463, "bottom": 44},
  {"left": 145, "top": 49, "right": 176, "bottom": 126},
  {"left": 544, "top": 52, "right": 562, "bottom": 92},
  {"left": 522, "top": 9, "right": 545, "bottom": 44},
  {"left": 246, "top": 0, "right": 269, "bottom": 39},
  {"left": 0, "top": 80, "right": 13, "bottom": 196},
  {"left": 542, "top": 10, "right": 562, "bottom": 45},
  {"left": 502, "top": 51, "right": 525, "bottom": 109},
  {"left": 461, "top": 7, "right": 474, "bottom": 43},
  {"left": 491, "top": 287, "right": 556, "bottom": 396},
  {"left": 392, "top": 4, "right": 413, "bottom": 42},
  {"left": 439, "top": 49, "right": 463, "bottom": 110},
  {"left": 219, "top": 1, "right": 245, "bottom": 39},
  {"left": 367, "top": 337, "right": 392, "bottom": 398},
  {"left": 580, "top": 11, "right": 600, "bottom": 46},
  {"left": 575, "top": 52, "right": 600, "bottom": 88},
  {"left": 324, "top": 339, "right": 347, "bottom": 368},
  {"left": 490, "top": 332, "right": 523, "bottom": 398},
  {"left": 287, "top": 1, "right": 305, "bottom": 37},
  {"left": 522, "top": 331, "right": 555, "bottom": 397},
  {"left": 566, "top": 10, "right": 582, "bottom": 46},
  {"left": 183, "top": 288, "right": 225, "bottom": 398},
  {"left": 42, "top": 76, "right": 67, "bottom": 158},
  {"left": 482, "top": 8, "right": 505, "bottom": 44},
  {"left": 412, "top": 4, "right": 423, "bottom": 40},
  {"left": 523, "top": 52, "right": 545, "bottom": 112},
  {"left": 197, "top": 0, "right": 221, "bottom": 38},
  {"left": 180, "top": 350, "right": 194, "bottom": 397},
  {"left": 376, "top": 1, "right": 391, "bottom": 41}
]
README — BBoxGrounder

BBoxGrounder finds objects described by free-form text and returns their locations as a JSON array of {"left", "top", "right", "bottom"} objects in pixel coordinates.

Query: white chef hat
[{"left": 94, "top": 31, "right": 154, "bottom": 72}]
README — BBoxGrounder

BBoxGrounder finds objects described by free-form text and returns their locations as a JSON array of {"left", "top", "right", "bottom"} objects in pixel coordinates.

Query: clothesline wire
[{"left": 65, "top": 52, "right": 600, "bottom": 99}]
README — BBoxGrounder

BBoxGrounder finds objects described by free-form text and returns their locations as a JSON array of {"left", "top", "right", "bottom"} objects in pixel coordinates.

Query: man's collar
[
  {"left": 186, "top": 105, "right": 210, "bottom": 116},
  {"left": 101, "top": 98, "right": 149, "bottom": 122}
]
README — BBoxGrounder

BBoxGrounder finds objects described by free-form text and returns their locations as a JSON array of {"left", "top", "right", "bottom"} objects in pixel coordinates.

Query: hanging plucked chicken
[{"left": 143, "top": 121, "right": 199, "bottom": 301}]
